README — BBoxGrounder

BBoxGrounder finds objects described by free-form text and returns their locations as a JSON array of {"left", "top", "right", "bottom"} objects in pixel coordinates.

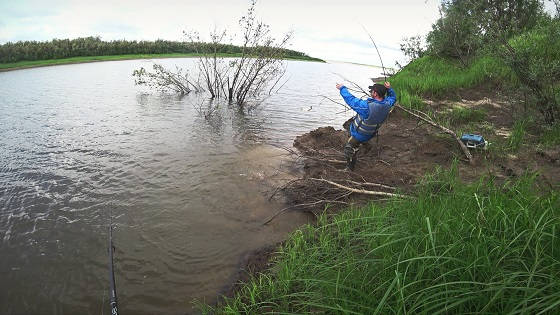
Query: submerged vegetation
[
  {"left": 204, "top": 167, "right": 559, "bottom": 314},
  {"left": 133, "top": 0, "right": 300, "bottom": 108}
]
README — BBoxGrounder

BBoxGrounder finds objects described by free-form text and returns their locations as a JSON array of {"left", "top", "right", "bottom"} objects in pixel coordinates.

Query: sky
[{"left": 0, "top": 0, "right": 556, "bottom": 66}]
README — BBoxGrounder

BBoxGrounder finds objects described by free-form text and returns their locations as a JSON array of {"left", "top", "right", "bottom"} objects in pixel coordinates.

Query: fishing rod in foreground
[{"left": 108, "top": 211, "right": 119, "bottom": 315}]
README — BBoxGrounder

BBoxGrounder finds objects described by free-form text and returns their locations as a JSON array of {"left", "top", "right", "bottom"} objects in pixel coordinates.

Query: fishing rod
[
  {"left": 359, "top": 23, "right": 388, "bottom": 82},
  {"left": 108, "top": 211, "right": 119, "bottom": 315}
]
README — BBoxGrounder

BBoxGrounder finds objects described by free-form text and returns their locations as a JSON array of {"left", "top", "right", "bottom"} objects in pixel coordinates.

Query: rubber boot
[{"left": 344, "top": 143, "right": 358, "bottom": 171}]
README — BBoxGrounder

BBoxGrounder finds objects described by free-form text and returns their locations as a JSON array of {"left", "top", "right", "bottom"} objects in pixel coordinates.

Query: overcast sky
[{"left": 0, "top": 0, "right": 556, "bottom": 66}]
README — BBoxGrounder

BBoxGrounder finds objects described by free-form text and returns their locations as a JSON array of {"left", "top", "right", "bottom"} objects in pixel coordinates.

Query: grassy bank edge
[
  {"left": 0, "top": 53, "right": 325, "bottom": 72},
  {"left": 201, "top": 165, "right": 559, "bottom": 314}
]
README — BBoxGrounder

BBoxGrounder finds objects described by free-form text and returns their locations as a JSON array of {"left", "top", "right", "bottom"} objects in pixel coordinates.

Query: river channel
[{"left": 0, "top": 58, "right": 381, "bottom": 314}]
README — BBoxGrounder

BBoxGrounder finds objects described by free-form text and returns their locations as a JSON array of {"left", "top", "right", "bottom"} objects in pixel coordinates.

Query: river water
[{"left": 0, "top": 58, "right": 381, "bottom": 314}]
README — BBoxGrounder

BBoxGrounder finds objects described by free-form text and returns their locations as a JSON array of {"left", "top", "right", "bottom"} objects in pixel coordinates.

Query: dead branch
[
  {"left": 395, "top": 104, "right": 474, "bottom": 165},
  {"left": 309, "top": 178, "right": 409, "bottom": 198},
  {"left": 315, "top": 94, "right": 351, "bottom": 110},
  {"left": 262, "top": 194, "right": 351, "bottom": 225},
  {"left": 344, "top": 179, "right": 396, "bottom": 191},
  {"left": 268, "top": 178, "right": 303, "bottom": 201},
  {"left": 316, "top": 158, "right": 346, "bottom": 164},
  {"left": 377, "top": 159, "right": 391, "bottom": 166}
]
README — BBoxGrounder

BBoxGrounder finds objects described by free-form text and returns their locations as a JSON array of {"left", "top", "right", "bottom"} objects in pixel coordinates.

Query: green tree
[{"left": 427, "top": 0, "right": 544, "bottom": 65}]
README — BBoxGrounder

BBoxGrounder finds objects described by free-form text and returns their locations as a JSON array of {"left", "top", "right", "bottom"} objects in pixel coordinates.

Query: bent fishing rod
[
  {"left": 360, "top": 23, "right": 388, "bottom": 82},
  {"left": 108, "top": 212, "right": 119, "bottom": 315}
]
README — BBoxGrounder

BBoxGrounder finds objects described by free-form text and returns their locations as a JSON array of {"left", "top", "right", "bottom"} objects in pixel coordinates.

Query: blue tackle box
[{"left": 460, "top": 134, "right": 487, "bottom": 149}]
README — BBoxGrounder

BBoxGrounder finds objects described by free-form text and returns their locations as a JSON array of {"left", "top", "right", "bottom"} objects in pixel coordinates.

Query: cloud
[
  {"left": 0, "top": 0, "right": 440, "bottom": 64},
  {"left": 0, "top": 1, "right": 60, "bottom": 18},
  {"left": 91, "top": 21, "right": 141, "bottom": 40}
]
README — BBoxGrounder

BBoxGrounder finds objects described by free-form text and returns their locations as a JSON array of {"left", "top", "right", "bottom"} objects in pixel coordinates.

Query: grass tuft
[
  {"left": 539, "top": 123, "right": 560, "bottom": 147},
  {"left": 508, "top": 120, "right": 527, "bottom": 152},
  {"left": 445, "top": 106, "right": 487, "bottom": 125}
]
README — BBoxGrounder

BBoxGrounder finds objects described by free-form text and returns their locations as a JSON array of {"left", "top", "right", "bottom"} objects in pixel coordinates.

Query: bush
[
  {"left": 503, "top": 19, "right": 560, "bottom": 123},
  {"left": 426, "top": 1, "right": 482, "bottom": 66},
  {"left": 426, "top": 0, "right": 544, "bottom": 66}
]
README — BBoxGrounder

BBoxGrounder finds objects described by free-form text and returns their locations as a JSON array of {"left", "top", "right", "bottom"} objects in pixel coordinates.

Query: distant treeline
[{"left": 0, "top": 36, "right": 321, "bottom": 63}]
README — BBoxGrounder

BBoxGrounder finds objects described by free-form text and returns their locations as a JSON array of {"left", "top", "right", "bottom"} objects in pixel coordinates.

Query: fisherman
[{"left": 335, "top": 81, "right": 396, "bottom": 170}]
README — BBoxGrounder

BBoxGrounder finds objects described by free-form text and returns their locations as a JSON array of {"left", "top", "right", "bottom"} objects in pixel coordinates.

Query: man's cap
[
  {"left": 368, "top": 84, "right": 387, "bottom": 95},
  {"left": 368, "top": 84, "right": 385, "bottom": 90}
]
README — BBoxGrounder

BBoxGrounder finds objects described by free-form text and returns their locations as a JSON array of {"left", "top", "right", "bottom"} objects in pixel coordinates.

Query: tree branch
[
  {"left": 309, "top": 178, "right": 409, "bottom": 198},
  {"left": 395, "top": 104, "right": 474, "bottom": 164}
]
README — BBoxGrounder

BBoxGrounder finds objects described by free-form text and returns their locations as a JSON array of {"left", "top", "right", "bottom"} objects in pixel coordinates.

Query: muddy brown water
[{"left": 0, "top": 59, "right": 381, "bottom": 314}]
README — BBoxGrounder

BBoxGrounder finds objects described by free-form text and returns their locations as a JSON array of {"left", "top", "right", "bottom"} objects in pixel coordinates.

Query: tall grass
[
  {"left": 508, "top": 120, "right": 527, "bottom": 152},
  {"left": 445, "top": 106, "right": 487, "bottom": 125},
  {"left": 389, "top": 56, "right": 514, "bottom": 109},
  {"left": 205, "top": 165, "right": 560, "bottom": 314}
]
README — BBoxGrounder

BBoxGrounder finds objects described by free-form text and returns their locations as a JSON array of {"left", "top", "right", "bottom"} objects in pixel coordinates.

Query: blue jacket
[{"left": 339, "top": 86, "right": 397, "bottom": 142}]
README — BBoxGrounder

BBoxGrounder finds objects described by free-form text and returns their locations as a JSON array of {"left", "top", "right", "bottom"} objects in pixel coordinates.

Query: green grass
[
  {"left": 540, "top": 123, "right": 560, "bottom": 147},
  {"left": 0, "top": 53, "right": 324, "bottom": 71},
  {"left": 389, "top": 55, "right": 515, "bottom": 109},
  {"left": 508, "top": 120, "right": 528, "bottom": 152},
  {"left": 445, "top": 106, "right": 487, "bottom": 125},
  {"left": 204, "top": 164, "right": 560, "bottom": 314}
]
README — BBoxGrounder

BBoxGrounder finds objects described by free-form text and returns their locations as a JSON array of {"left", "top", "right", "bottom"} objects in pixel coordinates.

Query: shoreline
[{"left": 0, "top": 53, "right": 325, "bottom": 72}]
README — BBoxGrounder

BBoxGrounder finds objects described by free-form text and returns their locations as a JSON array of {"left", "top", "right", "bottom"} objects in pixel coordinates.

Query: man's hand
[
  {"left": 384, "top": 82, "right": 391, "bottom": 89},
  {"left": 336, "top": 83, "right": 344, "bottom": 90}
]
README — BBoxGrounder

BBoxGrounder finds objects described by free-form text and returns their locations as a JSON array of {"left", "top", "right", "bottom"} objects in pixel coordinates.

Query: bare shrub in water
[
  {"left": 133, "top": 0, "right": 291, "bottom": 108},
  {"left": 132, "top": 64, "right": 201, "bottom": 94}
]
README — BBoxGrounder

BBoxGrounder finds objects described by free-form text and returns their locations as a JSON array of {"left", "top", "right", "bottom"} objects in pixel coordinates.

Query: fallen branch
[
  {"left": 395, "top": 104, "right": 474, "bottom": 165},
  {"left": 315, "top": 158, "right": 346, "bottom": 164},
  {"left": 268, "top": 178, "right": 302, "bottom": 201},
  {"left": 262, "top": 198, "right": 349, "bottom": 225},
  {"left": 344, "top": 179, "right": 396, "bottom": 191},
  {"left": 377, "top": 159, "right": 391, "bottom": 166},
  {"left": 315, "top": 94, "right": 351, "bottom": 110},
  {"left": 309, "top": 178, "right": 409, "bottom": 198}
]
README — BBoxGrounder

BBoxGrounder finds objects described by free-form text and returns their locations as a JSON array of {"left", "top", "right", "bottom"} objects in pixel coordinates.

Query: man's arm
[
  {"left": 384, "top": 82, "right": 396, "bottom": 106},
  {"left": 336, "top": 84, "right": 369, "bottom": 117}
]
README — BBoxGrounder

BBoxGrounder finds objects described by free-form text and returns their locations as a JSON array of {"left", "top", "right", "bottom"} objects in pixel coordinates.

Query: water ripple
[{"left": 0, "top": 58, "right": 379, "bottom": 314}]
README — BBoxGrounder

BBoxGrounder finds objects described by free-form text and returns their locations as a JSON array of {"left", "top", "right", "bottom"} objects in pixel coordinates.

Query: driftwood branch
[
  {"left": 268, "top": 178, "right": 302, "bottom": 201},
  {"left": 395, "top": 104, "right": 474, "bottom": 165},
  {"left": 309, "top": 178, "right": 409, "bottom": 198},
  {"left": 344, "top": 179, "right": 396, "bottom": 191},
  {"left": 262, "top": 197, "right": 350, "bottom": 225}
]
